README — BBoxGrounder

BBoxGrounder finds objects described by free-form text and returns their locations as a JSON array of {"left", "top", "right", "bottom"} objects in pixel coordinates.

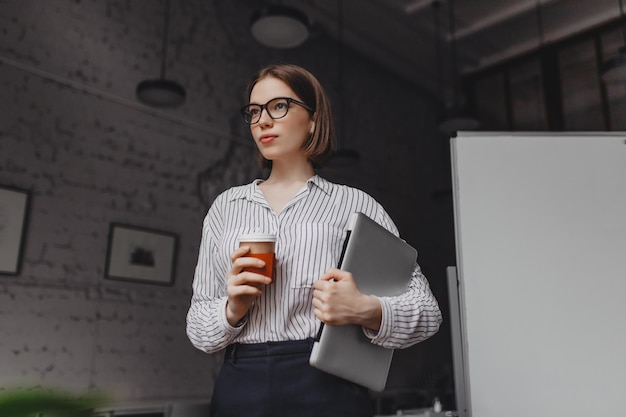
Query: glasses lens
[
  {"left": 266, "top": 98, "right": 290, "bottom": 120},
  {"left": 242, "top": 105, "right": 261, "bottom": 124}
]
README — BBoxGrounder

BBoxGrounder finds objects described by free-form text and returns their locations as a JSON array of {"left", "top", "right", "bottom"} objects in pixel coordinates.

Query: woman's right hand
[{"left": 225, "top": 246, "right": 272, "bottom": 326}]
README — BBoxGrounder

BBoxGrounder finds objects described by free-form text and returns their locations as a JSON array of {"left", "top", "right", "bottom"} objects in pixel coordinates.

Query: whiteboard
[{"left": 450, "top": 132, "right": 626, "bottom": 417}]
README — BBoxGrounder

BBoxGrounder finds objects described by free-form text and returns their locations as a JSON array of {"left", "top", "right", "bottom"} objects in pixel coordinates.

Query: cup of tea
[{"left": 238, "top": 233, "right": 277, "bottom": 280}]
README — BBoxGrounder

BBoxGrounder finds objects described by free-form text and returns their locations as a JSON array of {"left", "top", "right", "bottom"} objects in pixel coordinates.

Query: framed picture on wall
[
  {"left": 104, "top": 223, "right": 178, "bottom": 286},
  {"left": 0, "top": 185, "right": 31, "bottom": 275}
]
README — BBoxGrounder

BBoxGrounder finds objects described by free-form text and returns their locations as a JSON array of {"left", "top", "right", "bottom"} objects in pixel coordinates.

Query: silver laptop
[{"left": 309, "top": 212, "right": 417, "bottom": 391}]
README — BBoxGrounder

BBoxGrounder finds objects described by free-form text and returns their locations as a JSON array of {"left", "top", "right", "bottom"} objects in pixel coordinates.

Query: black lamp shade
[
  {"left": 251, "top": 5, "right": 310, "bottom": 48},
  {"left": 136, "top": 78, "right": 186, "bottom": 108},
  {"left": 438, "top": 106, "right": 480, "bottom": 136}
]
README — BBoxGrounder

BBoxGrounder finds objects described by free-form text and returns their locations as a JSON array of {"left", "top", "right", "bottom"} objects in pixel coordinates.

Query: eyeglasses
[{"left": 240, "top": 97, "right": 314, "bottom": 124}]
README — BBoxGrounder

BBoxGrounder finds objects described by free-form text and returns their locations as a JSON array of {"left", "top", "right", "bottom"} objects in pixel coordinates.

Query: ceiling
[{"left": 287, "top": 0, "right": 624, "bottom": 98}]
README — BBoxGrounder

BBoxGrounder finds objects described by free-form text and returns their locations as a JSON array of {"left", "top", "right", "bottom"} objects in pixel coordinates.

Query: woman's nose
[{"left": 257, "top": 107, "right": 273, "bottom": 126}]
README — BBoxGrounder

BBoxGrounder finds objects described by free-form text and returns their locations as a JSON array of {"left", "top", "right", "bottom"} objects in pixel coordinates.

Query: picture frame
[
  {"left": 104, "top": 223, "right": 178, "bottom": 286},
  {"left": 0, "top": 185, "right": 31, "bottom": 276}
]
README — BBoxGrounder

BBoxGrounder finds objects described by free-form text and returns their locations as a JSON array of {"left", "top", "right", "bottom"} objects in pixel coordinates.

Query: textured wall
[{"left": 0, "top": 0, "right": 454, "bottom": 410}]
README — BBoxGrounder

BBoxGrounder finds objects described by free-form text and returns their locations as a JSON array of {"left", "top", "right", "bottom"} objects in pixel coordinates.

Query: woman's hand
[
  {"left": 225, "top": 246, "right": 272, "bottom": 326},
  {"left": 312, "top": 268, "right": 382, "bottom": 331}
]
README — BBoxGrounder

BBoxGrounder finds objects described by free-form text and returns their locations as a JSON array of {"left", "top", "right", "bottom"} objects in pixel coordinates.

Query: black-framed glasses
[{"left": 240, "top": 97, "right": 314, "bottom": 124}]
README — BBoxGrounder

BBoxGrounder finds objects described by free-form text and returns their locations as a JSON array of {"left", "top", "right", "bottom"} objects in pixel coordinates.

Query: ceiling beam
[
  {"left": 454, "top": 0, "right": 559, "bottom": 40},
  {"left": 404, "top": 0, "right": 434, "bottom": 14},
  {"left": 465, "top": 7, "right": 620, "bottom": 72}
]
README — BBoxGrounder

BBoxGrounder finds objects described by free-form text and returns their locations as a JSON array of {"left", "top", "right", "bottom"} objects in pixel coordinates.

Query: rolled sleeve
[
  {"left": 362, "top": 296, "right": 393, "bottom": 342},
  {"left": 362, "top": 262, "right": 442, "bottom": 349}
]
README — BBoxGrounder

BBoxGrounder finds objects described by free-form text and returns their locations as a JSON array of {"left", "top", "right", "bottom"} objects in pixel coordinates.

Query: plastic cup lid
[{"left": 238, "top": 233, "right": 277, "bottom": 242}]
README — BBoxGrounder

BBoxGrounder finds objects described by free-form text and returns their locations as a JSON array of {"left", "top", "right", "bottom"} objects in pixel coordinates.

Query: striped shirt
[{"left": 186, "top": 175, "right": 442, "bottom": 354}]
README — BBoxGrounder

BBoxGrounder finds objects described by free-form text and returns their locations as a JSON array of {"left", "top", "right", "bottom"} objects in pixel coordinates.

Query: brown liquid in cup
[
  {"left": 244, "top": 252, "right": 275, "bottom": 280},
  {"left": 239, "top": 236, "right": 276, "bottom": 281}
]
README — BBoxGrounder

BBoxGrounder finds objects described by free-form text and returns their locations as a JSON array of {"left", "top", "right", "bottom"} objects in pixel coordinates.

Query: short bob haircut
[{"left": 245, "top": 64, "right": 335, "bottom": 169}]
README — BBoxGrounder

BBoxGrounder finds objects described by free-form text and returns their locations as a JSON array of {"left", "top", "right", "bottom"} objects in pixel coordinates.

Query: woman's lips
[{"left": 260, "top": 135, "right": 276, "bottom": 144}]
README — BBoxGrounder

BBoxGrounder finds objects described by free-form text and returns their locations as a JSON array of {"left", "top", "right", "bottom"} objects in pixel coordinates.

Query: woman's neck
[
  {"left": 265, "top": 159, "right": 315, "bottom": 185},
  {"left": 259, "top": 160, "right": 315, "bottom": 214}
]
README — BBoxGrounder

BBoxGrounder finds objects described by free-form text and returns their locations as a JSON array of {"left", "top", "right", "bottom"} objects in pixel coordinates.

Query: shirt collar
[
  {"left": 306, "top": 175, "right": 333, "bottom": 196},
  {"left": 228, "top": 174, "right": 333, "bottom": 203}
]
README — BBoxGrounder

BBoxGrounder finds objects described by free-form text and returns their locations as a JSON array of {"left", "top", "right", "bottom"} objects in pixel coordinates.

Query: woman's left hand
[{"left": 312, "top": 268, "right": 382, "bottom": 331}]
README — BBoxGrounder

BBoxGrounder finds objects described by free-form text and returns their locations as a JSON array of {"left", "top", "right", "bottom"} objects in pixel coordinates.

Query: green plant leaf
[{"left": 0, "top": 388, "right": 106, "bottom": 417}]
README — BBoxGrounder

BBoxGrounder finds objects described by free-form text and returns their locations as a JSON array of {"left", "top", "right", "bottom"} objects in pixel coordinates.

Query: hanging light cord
[
  {"left": 619, "top": 0, "right": 626, "bottom": 47},
  {"left": 448, "top": 0, "right": 460, "bottom": 105},
  {"left": 433, "top": 1, "right": 443, "bottom": 101},
  {"left": 337, "top": 0, "right": 345, "bottom": 148},
  {"left": 535, "top": 0, "right": 545, "bottom": 47},
  {"left": 160, "top": 0, "right": 172, "bottom": 79}
]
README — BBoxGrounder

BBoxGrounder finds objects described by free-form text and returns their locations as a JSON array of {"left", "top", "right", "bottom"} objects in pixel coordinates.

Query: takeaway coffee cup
[{"left": 238, "top": 233, "right": 276, "bottom": 280}]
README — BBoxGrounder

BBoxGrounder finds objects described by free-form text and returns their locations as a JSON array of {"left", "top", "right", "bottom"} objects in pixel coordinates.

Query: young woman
[{"left": 187, "top": 64, "right": 442, "bottom": 417}]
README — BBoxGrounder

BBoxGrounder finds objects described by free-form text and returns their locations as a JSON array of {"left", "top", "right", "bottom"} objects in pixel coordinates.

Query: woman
[{"left": 187, "top": 64, "right": 442, "bottom": 417}]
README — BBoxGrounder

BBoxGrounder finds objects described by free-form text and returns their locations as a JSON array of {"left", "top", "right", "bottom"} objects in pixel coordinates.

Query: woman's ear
[{"left": 310, "top": 122, "right": 316, "bottom": 134}]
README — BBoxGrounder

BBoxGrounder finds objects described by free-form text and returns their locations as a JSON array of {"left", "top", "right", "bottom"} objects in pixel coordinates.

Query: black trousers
[{"left": 209, "top": 339, "right": 373, "bottom": 417}]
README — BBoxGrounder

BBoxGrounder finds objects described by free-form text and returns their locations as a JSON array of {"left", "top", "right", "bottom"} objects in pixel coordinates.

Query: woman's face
[{"left": 248, "top": 76, "right": 314, "bottom": 164}]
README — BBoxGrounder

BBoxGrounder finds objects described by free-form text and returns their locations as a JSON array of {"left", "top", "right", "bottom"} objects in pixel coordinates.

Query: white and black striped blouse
[{"left": 186, "top": 175, "right": 442, "bottom": 354}]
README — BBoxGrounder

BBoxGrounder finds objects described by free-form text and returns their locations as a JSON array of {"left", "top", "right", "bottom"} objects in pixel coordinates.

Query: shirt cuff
[
  {"left": 218, "top": 298, "right": 247, "bottom": 334},
  {"left": 362, "top": 296, "right": 393, "bottom": 343}
]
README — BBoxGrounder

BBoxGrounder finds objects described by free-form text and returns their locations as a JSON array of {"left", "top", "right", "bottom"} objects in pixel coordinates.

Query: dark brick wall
[{"left": 0, "top": 0, "right": 455, "bottom": 410}]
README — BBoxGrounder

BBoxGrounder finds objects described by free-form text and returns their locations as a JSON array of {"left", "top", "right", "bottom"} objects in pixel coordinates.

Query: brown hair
[{"left": 245, "top": 64, "right": 335, "bottom": 169}]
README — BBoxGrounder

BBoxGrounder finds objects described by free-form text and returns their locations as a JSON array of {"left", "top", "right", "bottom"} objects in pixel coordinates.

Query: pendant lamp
[
  {"left": 250, "top": 4, "right": 310, "bottom": 48},
  {"left": 330, "top": 0, "right": 360, "bottom": 167},
  {"left": 438, "top": 108, "right": 479, "bottom": 136},
  {"left": 600, "top": 0, "right": 626, "bottom": 83},
  {"left": 136, "top": 0, "right": 186, "bottom": 107},
  {"left": 438, "top": 0, "right": 479, "bottom": 136}
]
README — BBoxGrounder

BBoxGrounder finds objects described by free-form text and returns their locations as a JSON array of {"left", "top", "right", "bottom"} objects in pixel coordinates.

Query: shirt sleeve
[
  {"left": 361, "top": 205, "right": 443, "bottom": 349},
  {"left": 363, "top": 261, "right": 442, "bottom": 349},
  {"left": 186, "top": 196, "right": 244, "bottom": 353}
]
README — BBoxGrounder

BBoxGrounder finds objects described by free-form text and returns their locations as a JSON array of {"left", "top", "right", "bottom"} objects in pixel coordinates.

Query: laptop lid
[{"left": 309, "top": 212, "right": 417, "bottom": 391}]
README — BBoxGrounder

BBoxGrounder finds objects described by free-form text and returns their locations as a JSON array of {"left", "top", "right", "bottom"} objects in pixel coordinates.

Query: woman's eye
[{"left": 274, "top": 102, "right": 287, "bottom": 110}]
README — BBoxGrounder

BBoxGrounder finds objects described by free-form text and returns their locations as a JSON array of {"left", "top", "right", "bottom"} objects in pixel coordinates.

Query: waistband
[{"left": 225, "top": 338, "right": 314, "bottom": 360}]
